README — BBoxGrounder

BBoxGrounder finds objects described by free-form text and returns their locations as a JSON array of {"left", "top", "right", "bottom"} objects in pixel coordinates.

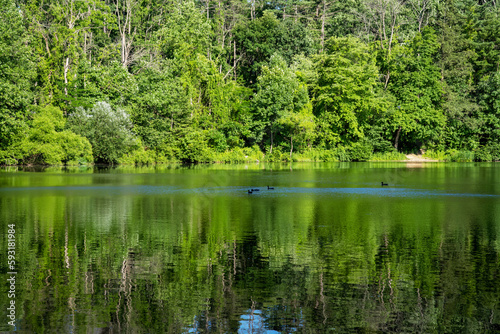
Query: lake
[{"left": 1, "top": 162, "right": 499, "bottom": 333}]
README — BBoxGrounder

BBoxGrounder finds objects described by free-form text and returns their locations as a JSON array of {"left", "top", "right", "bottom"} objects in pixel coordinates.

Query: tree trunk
[
  {"left": 233, "top": 40, "right": 237, "bottom": 79},
  {"left": 116, "top": 0, "right": 136, "bottom": 68},
  {"left": 290, "top": 136, "right": 293, "bottom": 159},
  {"left": 121, "top": 33, "right": 127, "bottom": 66},
  {"left": 64, "top": 57, "right": 70, "bottom": 97},
  {"left": 320, "top": 0, "right": 326, "bottom": 53},
  {"left": 384, "top": 70, "right": 390, "bottom": 89},
  {"left": 394, "top": 125, "right": 402, "bottom": 150},
  {"left": 270, "top": 128, "right": 273, "bottom": 154}
]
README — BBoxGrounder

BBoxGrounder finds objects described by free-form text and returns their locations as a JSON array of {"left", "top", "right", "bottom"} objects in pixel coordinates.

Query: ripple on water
[{"left": 2, "top": 184, "right": 498, "bottom": 199}]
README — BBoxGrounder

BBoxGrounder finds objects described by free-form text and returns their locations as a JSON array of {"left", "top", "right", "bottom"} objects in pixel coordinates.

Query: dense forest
[{"left": 1, "top": 0, "right": 500, "bottom": 164}]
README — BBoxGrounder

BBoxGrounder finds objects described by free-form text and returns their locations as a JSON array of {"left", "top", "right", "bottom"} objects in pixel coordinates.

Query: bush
[
  {"left": 292, "top": 147, "right": 347, "bottom": 162},
  {"left": 59, "top": 131, "right": 94, "bottom": 164},
  {"left": 118, "top": 139, "right": 157, "bottom": 165},
  {"left": 424, "top": 149, "right": 474, "bottom": 162},
  {"left": 488, "top": 142, "right": 500, "bottom": 161},
  {"left": 370, "top": 150, "right": 407, "bottom": 161},
  {"left": 292, "top": 149, "right": 322, "bottom": 162},
  {"left": 318, "top": 148, "right": 339, "bottom": 162},
  {"left": 474, "top": 142, "right": 500, "bottom": 162},
  {"left": 15, "top": 105, "right": 93, "bottom": 165},
  {"left": 207, "top": 129, "right": 229, "bottom": 153},
  {"left": 423, "top": 149, "right": 448, "bottom": 161},
  {"left": 0, "top": 149, "right": 19, "bottom": 165},
  {"left": 155, "top": 145, "right": 180, "bottom": 163},
  {"left": 178, "top": 130, "right": 213, "bottom": 163},
  {"left": 67, "top": 101, "right": 136, "bottom": 163},
  {"left": 212, "top": 145, "right": 263, "bottom": 163},
  {"left": 449, "top": 150, "right": 474, "bottom": 162},
  {"left": 265, "top": 146, "right": 291, "bottom": 162},
  {"left": 347, "top": 141, "right": 373, "bottom": 161}
]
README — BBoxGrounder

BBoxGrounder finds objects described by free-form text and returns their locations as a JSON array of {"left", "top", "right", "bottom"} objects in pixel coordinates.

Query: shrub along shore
[{"left": 2, "top": 147, "right": 491, "bottom": 166}]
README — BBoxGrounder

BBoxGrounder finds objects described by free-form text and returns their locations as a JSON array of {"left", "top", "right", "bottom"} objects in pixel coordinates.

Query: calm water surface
[{"left": 1, "top": 162, "right": 500, "bottom": 333}]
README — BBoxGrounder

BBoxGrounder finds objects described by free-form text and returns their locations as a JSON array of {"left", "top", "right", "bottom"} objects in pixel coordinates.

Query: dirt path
[{"left": 405, "top": 154, "right": 438, "bottom": 162}]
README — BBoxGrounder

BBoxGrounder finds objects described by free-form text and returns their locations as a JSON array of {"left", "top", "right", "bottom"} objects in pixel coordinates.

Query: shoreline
[
  {"left": 0, "top": 156, "right": 471, "bottom": 168},
  {"left": 1, "top": 159, "right": 480, "bottom": 169}
]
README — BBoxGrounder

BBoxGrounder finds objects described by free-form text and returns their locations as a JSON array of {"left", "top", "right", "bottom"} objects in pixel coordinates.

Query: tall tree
[
  {"left": 253, "top": 54, "right": 309, "bottom": 153},
  {"left": 24, "top": 0, "right": 111, "bottom": 107},
  {"left": 130, "top": 66, "right": 191, "bottom": 153},
  {"left": 364, "top": 0, "right": 408, "bottom": 88},
  {"left": 0, "top": 0, "right": 34, "bottom": 156},
  {"left": 437, "top": 0, "right": 480, "bottom": 150},
  {"left": 234, "top": 10, "right": 313, "bottom": 86},
  {"left": 407, "top": 0, "right": 436, "bottom": 32},
  {"left": 311, "top": 36, "right": 388, "bottom": 147},
  {"left": 387, "top": 28, "right": 445, "bottom": 151}
]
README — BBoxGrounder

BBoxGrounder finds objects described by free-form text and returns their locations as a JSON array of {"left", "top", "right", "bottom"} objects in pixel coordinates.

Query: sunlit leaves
[
  {"left": 18, "top": 105, "right": 93, "bottom": 164},
  {"left": 252, "top": 54, "right": 310, "bottom": 152},
  {"left": 155, "top": 0, "right": 211, "bottom": 60},
  {"left": 311, "top": 36, "right": 387, "bottom": 148},
  {"left": 0, "top": 0, "right": 34, "bottom": 151}
]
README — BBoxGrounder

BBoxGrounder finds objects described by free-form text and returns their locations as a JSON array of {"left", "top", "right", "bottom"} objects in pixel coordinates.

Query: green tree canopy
[
  {"left": 67, "top": 101, "right": 136, "bottom": 163},
  {"left": 311, "top": 36, "right": 388, "bottom": 148},
  {"left": 0, "top": 0, "right": 34, "bottom": 151},
  {"left": 387, "top": 28, "right": 446, "bottom": 151},
  {"left": 18, "top": 105, "right": 93, "bottom": 165},
  {"left": 252, "top": 54, "right": 309, "bottom": 154},
  {"left": 234, "top": 11, "right": 313, "bottom": 86}
]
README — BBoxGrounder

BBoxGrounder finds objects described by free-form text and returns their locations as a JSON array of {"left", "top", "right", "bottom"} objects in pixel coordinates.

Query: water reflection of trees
[{"left": 1, "top": 186, "right": 499, "bottom": 332}]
